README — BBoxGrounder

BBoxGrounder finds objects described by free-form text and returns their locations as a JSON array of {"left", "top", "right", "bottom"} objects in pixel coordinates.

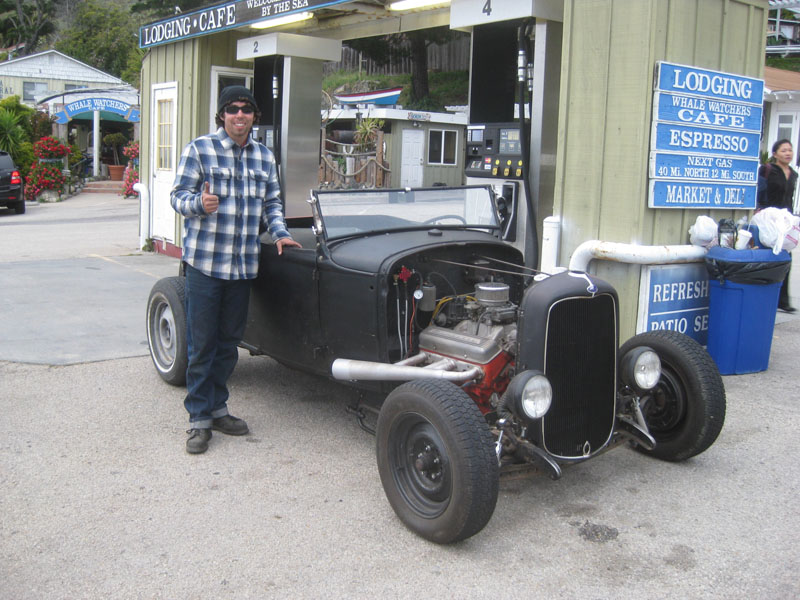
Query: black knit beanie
[{"left": 217, "top": 85, "right": 258, "bottom": 114}]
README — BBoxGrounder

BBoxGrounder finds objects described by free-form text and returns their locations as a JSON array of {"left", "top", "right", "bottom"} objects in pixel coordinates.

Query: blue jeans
[{"left": 184, "top": 264, "right": 252, "bottom": 428}]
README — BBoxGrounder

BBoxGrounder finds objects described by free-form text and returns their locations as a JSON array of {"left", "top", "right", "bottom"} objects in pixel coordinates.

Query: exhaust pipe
[{"left": 332, "top": 354, "right": 482, "bottom": 383}]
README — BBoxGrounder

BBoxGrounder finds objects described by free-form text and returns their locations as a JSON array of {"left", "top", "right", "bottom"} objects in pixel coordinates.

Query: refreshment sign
[
  {"left": 637, "top": 263, "right": 710, "bottom": 346},
  {"left": 648, "top": 62, "right": 763, "bottom": 210}
]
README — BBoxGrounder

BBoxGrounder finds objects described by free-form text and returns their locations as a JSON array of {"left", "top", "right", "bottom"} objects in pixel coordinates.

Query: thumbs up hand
[{"left": 201, "top": 181, "right": 219, "bottom": 214}]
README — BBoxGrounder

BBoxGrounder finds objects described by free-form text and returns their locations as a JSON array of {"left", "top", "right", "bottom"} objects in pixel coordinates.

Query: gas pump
[
  {"left": 464, "top": 20, "right": 536, "bottom": 264},
  {"left": 236, "top": 33, "right": 341, "bottom": 218},
  {"left": 465, "top": 122, "right": 524, "bottom": 241}
]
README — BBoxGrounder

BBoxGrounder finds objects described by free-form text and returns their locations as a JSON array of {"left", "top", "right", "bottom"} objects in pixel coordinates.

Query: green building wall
[{"left": 553, "top": 0, "right": 768, "bottom": 339}]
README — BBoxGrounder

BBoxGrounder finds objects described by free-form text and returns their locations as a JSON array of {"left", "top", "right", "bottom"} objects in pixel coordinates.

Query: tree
[
  {"left": 54, "top": 0, "right": 141, "bottom": 84},
  {"left": 0, "top": 0, "right": 57, "bottom": 55},
  {"left": 346, "top": 27, "right": 463, "bottom": 107},
  {"left": 130, "top": 0, "right": 209, "bottom": 18}
]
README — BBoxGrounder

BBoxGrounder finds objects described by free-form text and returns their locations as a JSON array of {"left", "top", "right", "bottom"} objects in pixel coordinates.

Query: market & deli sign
[{"left": 139, "top": 0, "right": 350, "bottom": 49}]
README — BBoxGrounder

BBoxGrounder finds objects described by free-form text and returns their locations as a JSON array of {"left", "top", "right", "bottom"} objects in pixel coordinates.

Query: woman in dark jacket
[{"left": 758, "top": 138, "right": 798, "bottom": 312}]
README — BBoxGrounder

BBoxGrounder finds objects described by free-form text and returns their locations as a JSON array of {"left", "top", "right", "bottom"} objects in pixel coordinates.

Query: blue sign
[
  {"left": 53, "top": 97, "right": 140, "bottom": 124},
  {"left": 139, "top": 0, "right": 351, "bottom": 49},
  {"left": 656, "top": 62, "right": 764, "bottom": 104},
  {"left": 652, "top": 122, "right": 760, "bottom": 158},
  {"left": 650, "top": 153, "right": 758, "bottom": 183},
  {"left": 649, "top": 180, "right": 756, "bottom": 209},
  {"left": 654, "top": 92, "right": 762, "bottom": 132},
  {"left": 649, "top": 62, "right": 763, "bottom": 210},
  {"left": 638, "top": 263, "right": 709, "bottom": 345}
]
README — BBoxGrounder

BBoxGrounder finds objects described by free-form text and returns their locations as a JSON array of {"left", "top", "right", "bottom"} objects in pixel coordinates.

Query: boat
[{"left": 334, "top": 87, "right": 403, "bottom": 106}]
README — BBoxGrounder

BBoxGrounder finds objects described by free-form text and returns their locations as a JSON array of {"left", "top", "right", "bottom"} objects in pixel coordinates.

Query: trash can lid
[{"left": 706, "top": 246, "right": 791, "bottom": 263}]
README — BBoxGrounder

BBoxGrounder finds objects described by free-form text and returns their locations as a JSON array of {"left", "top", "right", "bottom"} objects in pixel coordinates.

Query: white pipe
[
  {"left": 569, "top": 240, "right": 707, "bottom": 272},
  {"left": 134, "top": 182, "right": 150, "bottom": 251},
  {"left": 540, "top": 216, "right": 561, "bottom": 273},
  {"left": 332, "top": 357, "right": 482, "bottom": 382}
]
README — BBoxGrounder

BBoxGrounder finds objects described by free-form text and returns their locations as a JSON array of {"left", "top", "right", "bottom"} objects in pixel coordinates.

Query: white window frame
[
  {"left": 23, "top": 81, "right": 48, "bottom": 102},
  {"left": 427, "top": 128, "right": 458, "bottom": 166},
  {"left": 209, "top": 66, "right": 253, "bottom": 133}
]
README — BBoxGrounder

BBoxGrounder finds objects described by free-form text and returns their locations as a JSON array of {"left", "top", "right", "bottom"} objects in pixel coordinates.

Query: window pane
[
  {"left": 23, "top": 81, "right": 47, "bottom": 102},
  {"left": 428, "top": 130, "right": 443, "bottom": 164},
  {"left": 157, "top": 99, "right": 173, "bottom": 170},
  {"left": 443, "top": 130, "right": 456, "bottom": 165}
]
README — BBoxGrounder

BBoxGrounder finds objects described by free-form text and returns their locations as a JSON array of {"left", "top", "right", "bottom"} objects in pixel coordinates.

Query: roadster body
[{"left": 147, "top": 185, "right": 726, "bottom": 543}]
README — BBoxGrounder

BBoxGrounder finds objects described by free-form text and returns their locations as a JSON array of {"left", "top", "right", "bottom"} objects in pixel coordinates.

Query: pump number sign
[{"left": 648, "top": 62, "right": 763, "bottom": 210}]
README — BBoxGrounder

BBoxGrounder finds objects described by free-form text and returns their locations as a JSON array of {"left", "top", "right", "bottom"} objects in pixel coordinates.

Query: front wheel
[
  {"left": 146, "top": 276, "right": 187, "bottom": 386},
  {"left": 620, "top": 330, "right": 725, "bottom": 461},
  {"left": 376, "top": 379, "right": 499, "bottom": 544}
]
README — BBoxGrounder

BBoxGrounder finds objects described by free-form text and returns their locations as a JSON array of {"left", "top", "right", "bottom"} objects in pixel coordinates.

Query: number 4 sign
[{"left": 449, "top": 0, "right": 564, "bottom": 29}]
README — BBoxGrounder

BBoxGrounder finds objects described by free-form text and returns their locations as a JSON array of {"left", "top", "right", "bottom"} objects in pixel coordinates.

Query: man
[{"left": 171, "top": 85, "right": 301, "bottom": 454}]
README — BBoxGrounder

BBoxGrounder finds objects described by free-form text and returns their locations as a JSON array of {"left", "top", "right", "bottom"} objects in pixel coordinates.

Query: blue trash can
[{"left": 704, "top": 246, "right": 791, "bottom": 375}]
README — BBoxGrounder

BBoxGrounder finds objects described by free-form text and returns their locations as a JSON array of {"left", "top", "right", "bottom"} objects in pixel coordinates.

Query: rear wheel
[
  {"left": 620, "top": 330, "right": 725, "bottom": 461},
  {"left": 376, "top": 379, "right": 499, "bottom": 544},
  {"left": 146, "top": 276, "right": 187, "bottom": 386},
  {"left": 14, "top": 200, "right": 25, "bottom": 214}
]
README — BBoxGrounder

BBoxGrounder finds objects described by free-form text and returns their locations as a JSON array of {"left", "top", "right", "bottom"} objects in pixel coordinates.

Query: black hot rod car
[{"left": 146, "top": 185, "right": 725, "bottom": 543}]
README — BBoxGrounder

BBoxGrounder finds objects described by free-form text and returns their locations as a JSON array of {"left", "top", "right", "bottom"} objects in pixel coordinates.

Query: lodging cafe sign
[
  {"left": 139, "top": 0, "right": 350, "bottom": 49},
  {"left": 648, "top": 62, "right": 764, "bottom": 210}
]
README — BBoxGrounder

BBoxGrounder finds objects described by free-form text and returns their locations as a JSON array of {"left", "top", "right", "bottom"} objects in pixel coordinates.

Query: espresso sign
[
  {"left": 648, "top": 62, "right": 763, "bottom": 210},
  {"left": 139, "top": 0, "right": 350, "bottom": 49}
]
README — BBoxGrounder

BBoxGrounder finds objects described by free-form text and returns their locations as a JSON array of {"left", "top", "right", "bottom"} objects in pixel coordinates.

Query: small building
[
  {"left": 323, "top": 105, "right": 467, "bottom": 188},
  {"left": 0, "top": 50, "right": 138, "bottom": 177},
  {"left": 0, "top": 50, "right": 126, "bottom": 106},
  {"left": 763, "top": 65, "right": 800, "bottom": 211}
]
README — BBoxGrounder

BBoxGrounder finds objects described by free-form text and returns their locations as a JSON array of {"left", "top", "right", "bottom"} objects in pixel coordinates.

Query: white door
[
  {"left": 400, "top": 128, "right": 425, "bottom": 188},
  {"left": 151, "top": 83, "right": 178, "bottom": 243}
]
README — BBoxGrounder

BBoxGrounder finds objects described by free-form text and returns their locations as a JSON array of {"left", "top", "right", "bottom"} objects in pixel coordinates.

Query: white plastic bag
[
  {"left": 688, "top": 215, "right": 718, "bottom": 248},
  {"left": 751, "top": 207, "right": 800, "bottom": 254}
]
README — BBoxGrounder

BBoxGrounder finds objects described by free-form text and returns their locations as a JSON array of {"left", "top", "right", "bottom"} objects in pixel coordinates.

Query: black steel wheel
[
  {"left": 376, "top": 379, "right": 499, "bottom": 544},
  {"left": 146, "top": 276, "right": 187, "bottom": 386},
  {"left": 620, "top": 330, "right": 725, "bottom": 461}
]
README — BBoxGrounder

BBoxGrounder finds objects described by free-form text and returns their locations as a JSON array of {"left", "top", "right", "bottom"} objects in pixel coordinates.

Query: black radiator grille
[{"left": 541, "top": 294, "right": 617, "bottom": 459}]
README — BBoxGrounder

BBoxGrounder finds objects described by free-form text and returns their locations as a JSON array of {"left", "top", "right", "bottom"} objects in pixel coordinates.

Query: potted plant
[{"left": 103, "top": 132, "right": 128, "bottom": 180}]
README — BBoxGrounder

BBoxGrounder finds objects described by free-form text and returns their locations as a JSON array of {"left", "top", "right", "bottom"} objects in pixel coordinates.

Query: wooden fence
[{"left": 318, "top": 130, "right": 391, "bottom": 189}]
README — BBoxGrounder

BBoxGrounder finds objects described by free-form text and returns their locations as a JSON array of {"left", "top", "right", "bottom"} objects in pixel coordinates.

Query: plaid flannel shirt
[{"left": 170, "top": 127, "right": 290, "bottom": 280}]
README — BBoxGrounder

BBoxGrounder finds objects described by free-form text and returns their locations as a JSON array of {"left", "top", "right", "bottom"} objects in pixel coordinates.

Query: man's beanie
[{"left": 217, "top": 85, "right": 258, "bottom": 114}]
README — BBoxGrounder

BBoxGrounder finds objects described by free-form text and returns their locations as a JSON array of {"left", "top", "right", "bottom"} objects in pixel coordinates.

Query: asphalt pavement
[{"left": 0, "top": 194, "right": 798, "bottom": 599}]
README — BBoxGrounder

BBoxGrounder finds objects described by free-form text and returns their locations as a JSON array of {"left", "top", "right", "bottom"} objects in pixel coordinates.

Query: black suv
[{"left": 0, "top": 151, "right": 25, "bottom": 214}]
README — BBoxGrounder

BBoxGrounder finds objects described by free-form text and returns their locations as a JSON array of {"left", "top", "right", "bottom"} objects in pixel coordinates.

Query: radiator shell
[{"left": 516, "top": 272, "right": 619, "bottom": 460}]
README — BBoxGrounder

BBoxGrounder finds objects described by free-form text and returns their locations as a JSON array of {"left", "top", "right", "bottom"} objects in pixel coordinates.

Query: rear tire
[
  {"left": 620, "top": 330, "right": 725, "bottom": 461},
  {"left": 146, "top": 277, "right": 187, "bottom": 386},
  {"left": 14, "top": 201, "right": 25, "bottom": 214},
  {"left": 376, "top": 379, "right": 499, "bottom": 544}
]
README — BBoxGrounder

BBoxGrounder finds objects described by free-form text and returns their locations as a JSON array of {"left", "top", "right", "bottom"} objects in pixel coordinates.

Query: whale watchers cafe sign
[
  {"left": 53, "top": 97, "right": 140, "bottom": 124},
  {"left": 648, "top": 62, "right": 764, "bottom": 210},
  {"left": 139, "top": 0, "right": 351, "bottom": 49}
]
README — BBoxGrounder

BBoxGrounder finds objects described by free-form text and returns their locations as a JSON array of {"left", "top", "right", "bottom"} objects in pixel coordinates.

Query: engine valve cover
[{"left": 419, "top": 324, "right": 505, "bottom": 364}]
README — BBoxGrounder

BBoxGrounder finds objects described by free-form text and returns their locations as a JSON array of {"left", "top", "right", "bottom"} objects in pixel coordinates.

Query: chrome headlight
[
  {"left": 507, "top": 370, "right": 552, "bottom": 421},
  {"left": 620, "top": 347, "right": 661, "bottom": 391}
]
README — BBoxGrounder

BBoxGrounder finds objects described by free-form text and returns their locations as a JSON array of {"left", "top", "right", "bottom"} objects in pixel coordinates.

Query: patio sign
[
  {"left": 648, "top": 62, "right": 764, "bottom": 210},
  {"left": 637, "top": 263, "right": 710, "bottom": 346}
]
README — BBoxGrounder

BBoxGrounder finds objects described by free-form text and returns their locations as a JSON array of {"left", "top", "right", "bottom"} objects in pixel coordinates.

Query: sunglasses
[{"left": 224, "top": 104, "right": 255, "bottom": 115}]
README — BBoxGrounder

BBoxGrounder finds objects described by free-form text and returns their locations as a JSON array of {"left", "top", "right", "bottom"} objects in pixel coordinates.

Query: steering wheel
[{"left": 423, "top": 214, "right": 467, "bottom": 225}]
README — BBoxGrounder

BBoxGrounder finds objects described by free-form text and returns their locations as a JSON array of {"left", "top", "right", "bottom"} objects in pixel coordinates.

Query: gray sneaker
[
  {"left": 186, "top": 428, "right": 212, "bottom": 454},
  {"left": 211, "top": 414, "right": 249, "bottom": 436}
]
